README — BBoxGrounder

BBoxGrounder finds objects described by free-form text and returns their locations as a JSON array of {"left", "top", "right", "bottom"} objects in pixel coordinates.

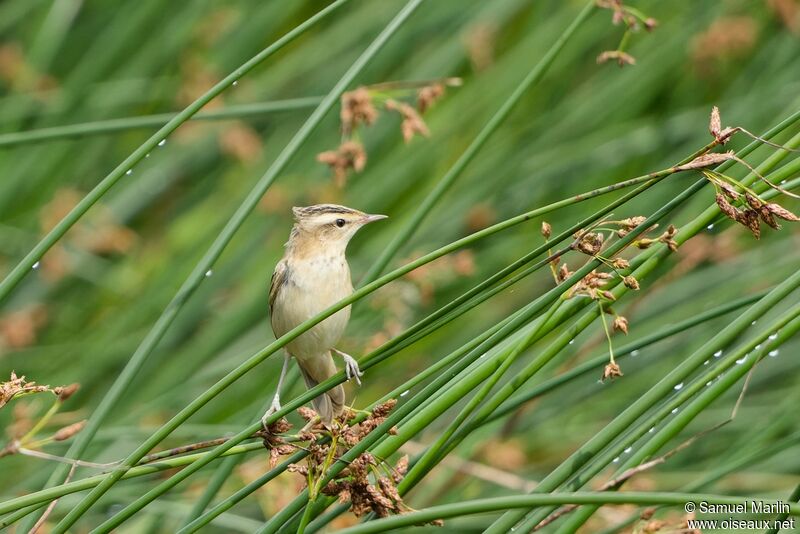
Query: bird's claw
[
  {"left": 342, "top": 354, "right": 363, "bottom": 386},
  {"left": 261, "top": 394, "right": 282, "bottom": 432}
]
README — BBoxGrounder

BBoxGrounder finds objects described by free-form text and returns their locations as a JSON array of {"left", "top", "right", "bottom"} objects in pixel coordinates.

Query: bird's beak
[{"left": 362, "top": 213, "right": 388, "bottom": 224}]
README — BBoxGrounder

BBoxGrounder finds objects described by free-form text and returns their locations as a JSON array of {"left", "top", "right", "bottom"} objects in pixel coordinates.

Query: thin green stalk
[
  {"left": 596, "top": 431, "right": 800, "bottom": 534},
  {"left": 0, "top": 442, "right": 264, "bottom": 516},
  {"left": 52, "top": 1, "right": 426, "bottom": 531},
  {"left": 488, "top": 291, "right": 767, "bottom": 423},
  {"left": 177, "top": 449, "right": 308, "bottom": 534},
  {"left": 0, "top": 97, "right": 323, "bottom": 147},
  {"left": 307, "top": 290, "right": 771, "bottom": 533},
  {"left": 360, "top": 0, "right": 597, "bottom": 284},
  {"left": 487, "top": 106, "right": 800, "bottom": 533},
  {"left": 330, "top": 493, "right": 800, "bottom": 534},
  {"left": 0, "top": 0, "right": 349, "bottom": 302},
  {"left": 179, "top": 400, "right": 278, "bottom": 527},
  {"left": 508, "top": 130, "right": 800, "bottom": 531},
  {"left": 488, "top": 266, "right": 800, "bottom": 533},
  {"left": 262, "top": 170, "right": 710, "bottom": 533},
  {"left": 401, "top": 302, "right": 563, "bottom": 490},
  {"left": 553, "top": 308, "right": 800, "bottom": 533},
  {"left": 73, "top": 158, "right": 684, "bottom": 532},
  {"left": 0, "top": 503, "right": 46, "bottom": 530},
  {"left": 0, "top": 146, "right": 683, "bottom": 523}
]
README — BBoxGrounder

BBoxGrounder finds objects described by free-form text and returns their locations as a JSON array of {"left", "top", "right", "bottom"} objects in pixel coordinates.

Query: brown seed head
[
  {"left": 740, "top": 209, "right": 761, "bottom": 239},
  {"left": 623, "top": 276, "right": 640, "bottom": 290},
  {"left": 53, "top": 420, "right": 86, "bottom": 441},
  {"left": 417, "top": 83, "right": 445, "bottom": 114},
  {"left": 602, "top": 362, "right": 624, "bottom": 381},
  {"left": 714, "top": 193, "right": 740, "bottom": 221},
  {"left": 596, "top": 50, "right": 636, "bottom": 67},
  {"left": 317, "top": 141, "right": 367, "bottom": 186},
  {"left": 709, "top": 106, "right": 722, "bottom": 138},
  {"left": 372, "top": 398, "right": 397, "bottom": 418},
  {"left": 766, "top": 203, "right": 800, "bottom": 221},
  {"left": 54, "top": 383, "right": 80, "bottom": 402},
  {"left": 611, "top": 257, "right": 630, "bottom": 270},
  {"left": 613, "top": 316, "right": 629, "bottom": 335},
  {"left": 619, "top": 216, "right": 647, "bottom": 230},
  {"left": 744, "top": 191, "right": 762, "bottom": 210},
  {"left": 717, "top": 180, "right": 741, "bottom": 200},
  {"left": 676, "top": 151, "right": 734, "bottom": 171},
  {"left": 541, "top": 221, "right": 552, "bottom": 239},
  {"left": 558, "top": 263, "right": 572, "bottom": 282},
  {"left": 341, "top": 87, "right": 378, "bottom": 132},
  {"left": 758, "top": 205, "right": 780, "bottom": 230},
  {"left": 385, "top": 99, "right": 430, "bottom": 143}
]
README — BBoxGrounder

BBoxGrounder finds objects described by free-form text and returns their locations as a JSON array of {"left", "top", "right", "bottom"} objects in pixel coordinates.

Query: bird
[{"left": 264, "top": 204, "right": 387, "bottom": 429}]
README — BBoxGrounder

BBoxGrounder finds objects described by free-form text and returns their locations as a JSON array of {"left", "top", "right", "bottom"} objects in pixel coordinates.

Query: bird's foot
[
  {"left": 260, "top": 394, "right": 282, "bottom": 432},
  {"left": 334, "top": 349, "right": 363, "bottom": 385}
]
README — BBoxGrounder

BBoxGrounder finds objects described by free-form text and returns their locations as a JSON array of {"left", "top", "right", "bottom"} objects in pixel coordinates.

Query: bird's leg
[
  {"left": 332, "top": 348, "right": 363, "bottom": 385},
  {"left": 261, "top": 353, "right": 290, "bottom": 431}
]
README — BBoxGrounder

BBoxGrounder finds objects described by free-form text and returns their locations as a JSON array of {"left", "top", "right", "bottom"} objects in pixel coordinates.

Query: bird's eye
[{"left": 335, "top": 218, "right": 346, "bottom": 228}]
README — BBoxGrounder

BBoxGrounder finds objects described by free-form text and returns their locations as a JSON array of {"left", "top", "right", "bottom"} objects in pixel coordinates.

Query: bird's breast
[{"left": 271, "top": 254, "right": 352, "bottom": 360}]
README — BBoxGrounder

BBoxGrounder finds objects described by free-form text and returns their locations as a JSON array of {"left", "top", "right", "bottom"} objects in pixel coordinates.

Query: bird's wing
[{"left": 269, "top": 259, "right": 289, "bottom": 315}]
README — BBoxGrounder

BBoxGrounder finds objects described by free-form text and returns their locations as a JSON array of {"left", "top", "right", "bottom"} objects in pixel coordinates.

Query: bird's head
[{"left": 289, "top": 204, "right": 387, "bottom": 251}]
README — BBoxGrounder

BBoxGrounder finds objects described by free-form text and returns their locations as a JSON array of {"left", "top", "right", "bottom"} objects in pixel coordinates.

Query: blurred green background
[{"left": 1, "top": 0, "right": 799, "bottom": 532}]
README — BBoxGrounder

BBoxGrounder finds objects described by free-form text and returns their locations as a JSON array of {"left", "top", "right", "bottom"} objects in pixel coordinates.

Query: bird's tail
[{"left": 296, "top": 351, "right": 345, "bottom": 426}]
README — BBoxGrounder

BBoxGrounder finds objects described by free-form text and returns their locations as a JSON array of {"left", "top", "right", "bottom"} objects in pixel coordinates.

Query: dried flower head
[
  {"left": 1, "top": 372, "right": 52, "bottom": 409},
  {"left": 619, "top": 216, "right": 647, "bottom": 230},
  {"left": 658, "top": 224, "right": 679, "bottom": 251},
  {"left": 385, "top": 99, "right": 430, "bottom": 143},
  {"left": 597, "top": 50, "right": 636, "bottom": 67},
  {"left": 623, "top": 275, "right": 640, "bottom": 290},
  {"left": 613, "top": 316, "right": 629, "bottom": 334},
  {"left": 715, "top": 193, "right": 740, "bottom": 221},
  {"left": 53, "top": 420, "right": 86, "bottom": 441},
  {"left": 417, "top": 83, "right": 445, "bottom": 114},
  {"left": 317, "top": 140, "right": 367, "bottom": 186},
  {"left": 739, "top": 209, "right": 761, "bottom": 239},
  {"left": 341, "top": 87, "right": 378, "bottom": 133},
  {"left": 717, "top": 180, "right": 741, "bottom": 200},
  {"left": 558, "top": 263, "right": 572, "bottom": 282},
  {"left": 708, "top": 107, "right": 739, "bottom": 145},
  {"left": 766, "top": 203, "right": 800, "bottom": 221},
  {"left": 676, "top": 151, "right": 734, "bottom": 172},
  {"left": 54, "top": 383, "right": 80, "bottom": 402},
  {"left": 541, "top": 221, "right": 552, "bottom": 239},
  {"left": 602, "top": 362, "right": 624, "bottom": 380},
  {"left": 611, "top": 257, "right": 630, "bottom": 270},
  {"left": 298, "top": 406, "right": 318, "bottom": 422},
  {"left": 576, "top": 232, "right": 604, "bottom": 256}
]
